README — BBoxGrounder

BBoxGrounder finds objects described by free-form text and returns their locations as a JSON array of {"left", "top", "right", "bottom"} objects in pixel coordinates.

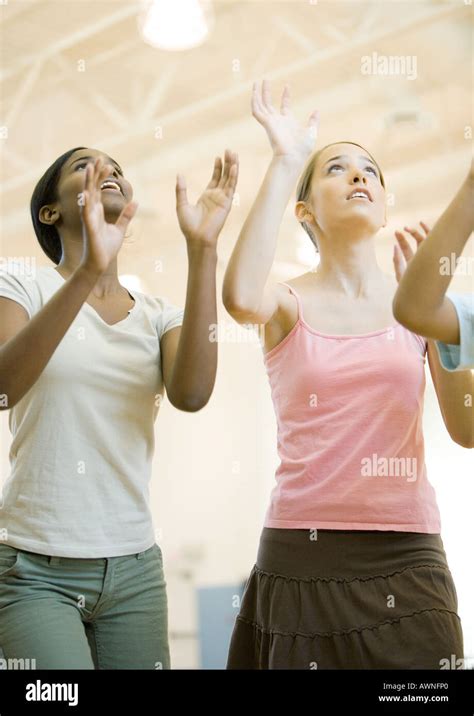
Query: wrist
[
  {"left": 270, "top": 152, "right": 309, "bottom": 174},
  {"left": 74, "top": 264, "right": 103, "bottom": 287},
  {"left": 185, "top": 242, "right": 218, "bottom": 262}
]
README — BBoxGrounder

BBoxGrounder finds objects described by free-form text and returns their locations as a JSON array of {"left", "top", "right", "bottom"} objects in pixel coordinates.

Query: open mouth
[
  {"left": 346, "top": 189, "right": 372, "bottom": 202},
  {"left": 100, "top": 180, "right": 122, "bottom": 195}
]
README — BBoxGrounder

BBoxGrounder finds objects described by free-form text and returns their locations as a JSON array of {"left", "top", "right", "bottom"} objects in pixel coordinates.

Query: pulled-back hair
[{"left": 30, "top": 146, "right": 87, "bottom": 264}]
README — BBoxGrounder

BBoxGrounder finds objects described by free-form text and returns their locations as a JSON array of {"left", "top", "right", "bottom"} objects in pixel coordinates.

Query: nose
[{"left": 351, "top": 171, "right": 367, "bottom": 184}]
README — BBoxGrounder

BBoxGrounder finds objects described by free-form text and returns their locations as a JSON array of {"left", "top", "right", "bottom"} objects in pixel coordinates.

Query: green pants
[{"left": 0, "top": 542, "right": 170, "bottom": 669}]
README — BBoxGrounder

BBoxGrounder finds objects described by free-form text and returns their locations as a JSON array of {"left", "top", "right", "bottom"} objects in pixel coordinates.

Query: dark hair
[
  {"left": 30, "top": 146, "right": 87, "bottom": 264},
  {"left": 296, "top": 141, "right": 386, "bottom": 250}
]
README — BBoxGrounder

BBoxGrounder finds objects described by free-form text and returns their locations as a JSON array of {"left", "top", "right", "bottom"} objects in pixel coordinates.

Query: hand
[
  {"left": 251, "top": 79, "right": 319, "bottom": 163},
  {"left": 393, "top": 221, "right": 430, "bottom": 282},
  {"left": 176, "top": 149, "right": 239, "bottom": 248},
  {"left": 79, "top": 157, "right": 138, "bottom": 277}
]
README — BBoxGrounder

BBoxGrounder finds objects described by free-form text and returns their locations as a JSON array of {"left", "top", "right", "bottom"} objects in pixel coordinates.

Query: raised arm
[
  {"left": 0, "top": 157, "right": 137, "bottom": 410},
  {"left": 391, "top": 219, "right": 473, "bottom": 448},
  {"left": 222, "top": 80, "right": 319, "bottom": 325},
  {"left": 392, "top": 160, "right": 474, "bottom": 344},
  {"left": 160, "top": 150, "right": 239, "bottom": 412}
]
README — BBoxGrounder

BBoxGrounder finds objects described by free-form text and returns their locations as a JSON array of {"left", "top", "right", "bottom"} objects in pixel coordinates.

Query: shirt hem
[
  {"left": 264, "top": 519, "right": 441, "bottom": 533},
  {"left": 2, "top": 536, "right": 157, "bottom": 558}
]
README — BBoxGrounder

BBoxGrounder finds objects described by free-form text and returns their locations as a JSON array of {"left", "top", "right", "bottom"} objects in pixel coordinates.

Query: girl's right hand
[
  {"left": 251, "top": 79, "right": 319, "bottom": 164},
  {"left": 78, "top": 157, "right": 138, "bottom": 277}
]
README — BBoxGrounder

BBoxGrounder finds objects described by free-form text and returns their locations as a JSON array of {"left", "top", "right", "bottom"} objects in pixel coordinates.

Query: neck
[
  {"left": 55, "top": 218, "right": 124, "bottom": 298},
  {"left": 56, "top": 255, "right": 123, "bottom": 299},
  {"left": 314, "top": 231, "right": 385, "bottom": 298}
]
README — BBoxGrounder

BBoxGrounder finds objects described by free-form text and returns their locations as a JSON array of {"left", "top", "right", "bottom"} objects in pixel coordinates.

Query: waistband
[{"left": 256, "top": 528, "right": 448, "bottom": 580}]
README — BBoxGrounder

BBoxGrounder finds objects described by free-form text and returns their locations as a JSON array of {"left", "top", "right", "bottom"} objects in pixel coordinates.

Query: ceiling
[{"left": 0, "top": 0, "right": 472, "bottom": 294}]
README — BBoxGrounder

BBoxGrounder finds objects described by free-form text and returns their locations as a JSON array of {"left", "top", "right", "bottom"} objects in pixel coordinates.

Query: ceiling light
[{"left": 138, "top": 0, "right": 213, "bottom": 51}]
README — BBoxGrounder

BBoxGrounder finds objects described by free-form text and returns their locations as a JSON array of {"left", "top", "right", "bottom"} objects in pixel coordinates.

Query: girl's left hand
[
  {"left": 393, "top": 221, "right": 430, "bottom": 282},
  {"left": 176, "top": 149, "right": 239, "bottom": 248}
]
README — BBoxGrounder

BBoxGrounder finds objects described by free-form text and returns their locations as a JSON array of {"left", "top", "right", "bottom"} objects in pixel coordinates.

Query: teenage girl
[
  {"left": 0, "top": 146, "right": 238, "bottom": 669},
  {"left": 222, "top": 80, "right": 466, "bottom": 669}
]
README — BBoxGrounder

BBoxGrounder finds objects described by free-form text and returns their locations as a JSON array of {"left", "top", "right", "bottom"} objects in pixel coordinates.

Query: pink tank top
[{"left": 263, "top": 282, "right": 441, "bottom": 533}]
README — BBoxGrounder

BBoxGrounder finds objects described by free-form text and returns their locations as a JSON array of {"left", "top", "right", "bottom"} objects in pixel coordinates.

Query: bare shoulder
[{"left": 263, "top": 273, "right": 311, "bottom": 354}]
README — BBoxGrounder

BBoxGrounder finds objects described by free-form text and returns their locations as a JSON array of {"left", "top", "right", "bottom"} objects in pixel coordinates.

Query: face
[
  {"left": 40, "top": 148, "right": 133, "bottom": 231},
  {"left": 300, "top": 143, "right": 386, "bottom": 238}
]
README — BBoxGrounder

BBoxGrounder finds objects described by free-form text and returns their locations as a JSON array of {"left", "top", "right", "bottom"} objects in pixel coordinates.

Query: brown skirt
[{"left": 226, "top": 528, "right": 464, "bottom": 669}]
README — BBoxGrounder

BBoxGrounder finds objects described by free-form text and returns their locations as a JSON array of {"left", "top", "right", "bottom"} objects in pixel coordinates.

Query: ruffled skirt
[{"left": 227, "top": 528, "right": 463, "bottom": 669}]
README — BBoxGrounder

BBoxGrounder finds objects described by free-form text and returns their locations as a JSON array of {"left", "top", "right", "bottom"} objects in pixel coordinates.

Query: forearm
[
  {"left": 166, "top": 245, "right": 218, "bottom": 410},
  {"left": 0, "top": 267, "right": 99, "bottom": 409},
  {"left": 428, "top": 340, "right": 474, "bottom": 449},
  {"left": 223, "top": 155, "right": 302, "bottom": 311},
  {"left": 393, "top": 174, "right": 474, "bottom": 328}
]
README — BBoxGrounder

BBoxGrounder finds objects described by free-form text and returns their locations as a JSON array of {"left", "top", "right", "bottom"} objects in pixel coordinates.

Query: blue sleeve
[{"left": 435, "top": 293, "right": 474, "bottom": 371}]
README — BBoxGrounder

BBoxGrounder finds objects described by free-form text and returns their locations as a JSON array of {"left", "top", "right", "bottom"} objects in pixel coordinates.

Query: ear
[
  {"left": 295, "top": 200, "right": 313, "bottom": 223},
  {"left": 39, "top": 205, "right": 60, "bottom": 226}
]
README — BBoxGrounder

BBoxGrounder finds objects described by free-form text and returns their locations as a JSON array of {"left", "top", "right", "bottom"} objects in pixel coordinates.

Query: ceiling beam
[
  {"left": 0, "top": 3, "right": 141, "bottom": 82},
  {"left": 0, "top": 2, "right": 466, "bottom": 194}
]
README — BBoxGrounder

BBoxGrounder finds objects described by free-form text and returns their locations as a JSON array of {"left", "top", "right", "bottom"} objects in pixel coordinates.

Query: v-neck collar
[{"left": 47, "top": 266, "right": 138, "bottom": 328}]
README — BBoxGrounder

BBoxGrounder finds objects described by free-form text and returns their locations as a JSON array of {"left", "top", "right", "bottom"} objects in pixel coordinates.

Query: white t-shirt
[
  {"left": 435, "top": 292, "right": 474, "bottom": 371},
  {"left": 0, "top": 265, "right": 184, "bottom": 557}
]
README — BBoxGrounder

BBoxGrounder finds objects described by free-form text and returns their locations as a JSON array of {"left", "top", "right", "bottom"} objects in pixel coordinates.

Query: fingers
[
  {"left": 419, "top": 221, "right": 430, "bottom": 236},
  {"left": 224, "top": 154, "right": 239, "bottom": 197},
  {"left": 393, "top": 243, "right": 406, "bottom": 283},
  {"left": 206, "top": 157, "right": 223, "bottom": 190},
  {"left": 115, "top": 201, "right": 138, "bottom": 236},
  {"left": 252, "top": 79, "right": 276, "bottom": 118},
  {"left": 261, "top": 79, "right": 274, "bottom": 112},
  {"left": 82, "top": 157, "right": 113, "bottom": 209},
  {"left": 280, "top": 84, "right": 290, "bottom": 114},
  {"left": 251, "top": 81, "right": 265, "bottom": 121},
  {"left": 403, "top": 222, "right": 427, "bottom": 244},
  {"left": 394, "top": 230, "right": 414, "bottom": 263},
  {"left": 175, "top": 173, "right": 188, "bottom": 208},
  {"left": 218, "top": 149, "right": 232, "bottom": 188}
]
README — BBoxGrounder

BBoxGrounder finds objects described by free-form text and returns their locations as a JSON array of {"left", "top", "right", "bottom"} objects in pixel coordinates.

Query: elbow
[
  {"left": 222, "top": 291, "right": 256, "bottom": 321},
  {"left": 392, "top": 293, "right": 410, "bottom": 326},
  {"left": 222, "top": 288, "right": 241, "bottom": 315},
  {"left": 450, "top": 431, "right": 474, "bottom": 449},
  {"left": 444, "top": 417, "right": 474, "bottom": 448},
  {"left": 167, "top": 392, "right": 210, "bottom": 413},
  {"left": 222, "top": 282, "right": 255, "bottom": 317},
  {"left": 392, "top": 294, "right": 422, "bottom": 334}
]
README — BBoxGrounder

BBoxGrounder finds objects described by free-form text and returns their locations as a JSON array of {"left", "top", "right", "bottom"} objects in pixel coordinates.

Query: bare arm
[
  {"left": 0, "top": 156, "right": 138, "bottom": 410},
  {"left": 160, "top": 151, "right": 238, "bottom": 412},
  {"left": 222, "top": 80, "right": 319, "bottom": 325},
  {"left": 427, "top": 340, "right": 473, "bottom": 449},
  {"left": 391, "top": 219, "right": 474, "bottom": 448},
  {"left": 0, "top": 268, "right": 101, "bottom": 409},
  {"left": 393, "top": 165, "right": 474, "bottom": 344}
]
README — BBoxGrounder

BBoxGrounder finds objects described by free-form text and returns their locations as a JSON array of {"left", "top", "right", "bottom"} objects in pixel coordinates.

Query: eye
[
  {"left": 328, "top": 164, "right": 343, "bottom": 172},
  {"left": 366, "top": 165, "right": 378, "bottom": 176},
  {"left": 74, "top": 162, "right": 123, "bottom": 176}
]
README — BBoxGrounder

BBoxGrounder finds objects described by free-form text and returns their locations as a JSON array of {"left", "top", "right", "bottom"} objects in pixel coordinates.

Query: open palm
[
  {"left": 252, "top": 79, "right": 319, "bottom": 162},
  {"left": 176, "top": 149, "right": 239, "bottom": 247},
  {"left": 80, "top": 158, "right": 138, "bottom": 275}
]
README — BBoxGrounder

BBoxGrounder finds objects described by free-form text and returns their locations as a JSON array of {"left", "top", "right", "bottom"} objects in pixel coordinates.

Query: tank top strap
[{"left": 278, "top": 282, "right": 303, "bottom": 322}]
